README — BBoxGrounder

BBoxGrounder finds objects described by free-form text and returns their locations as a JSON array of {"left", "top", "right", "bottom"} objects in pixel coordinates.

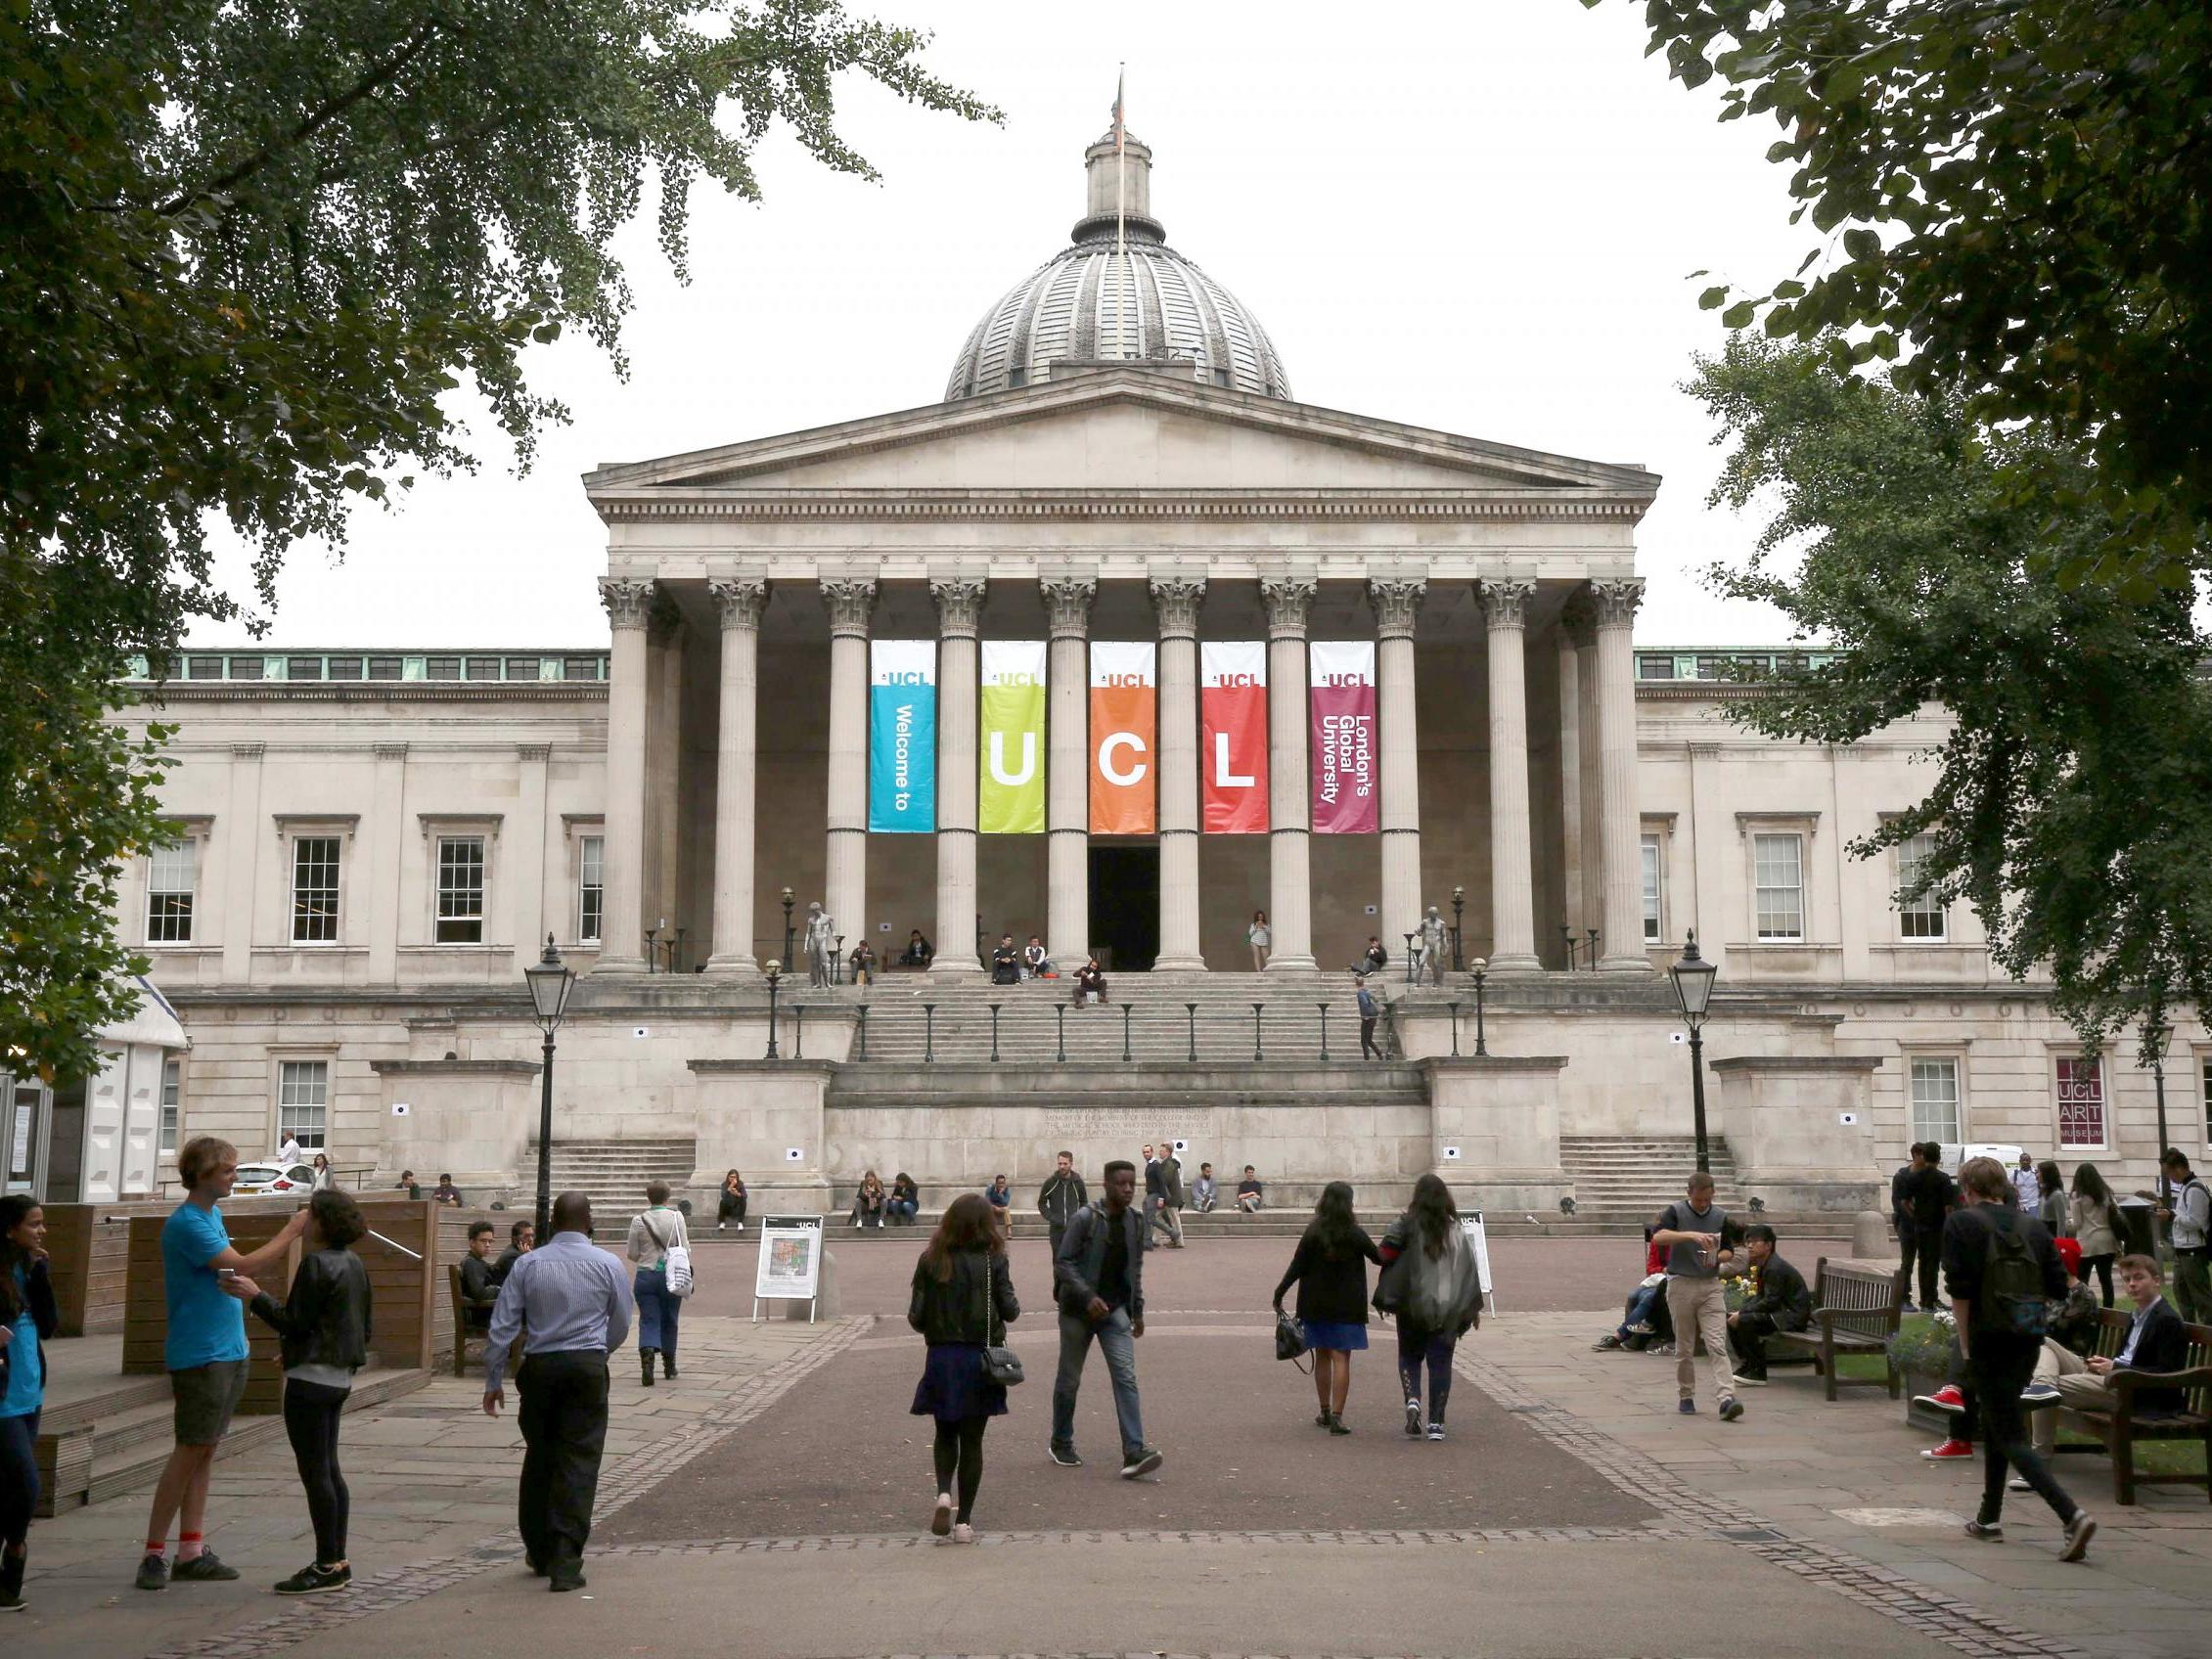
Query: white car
[{"left": 231, "top": 1161, "right": 319, "bottom": 1195}]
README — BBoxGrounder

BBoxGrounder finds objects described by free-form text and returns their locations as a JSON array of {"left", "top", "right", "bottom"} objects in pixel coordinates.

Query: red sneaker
[
  {"left": 1919, "top": 1437, "right": 1975, "bottom": 1459},
  {"left": 1912, "top": 1384, "right": 1966, "bottom": 1412}
]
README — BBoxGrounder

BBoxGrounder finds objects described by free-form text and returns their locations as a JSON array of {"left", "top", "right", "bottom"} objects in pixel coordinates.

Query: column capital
[
  {"left": 598, "top": 577, "right": 655, "bottom": 630},
  {"left": 1260, "top": 575, "right": 1317, "bottom": 639},
  {"left": 1590, "top": 577, "right": 1645, "bottom": 630},
  {"left": 821, "top": 577, "right": 878, "bottom": 638},
  {"left": 1478, "top": 578, "right": 1536, "bottom": 630},
  {"left": 1039, "top": 576, "right": 1097, "bottom": 638},
  {"left": 1367, "top": 576, "right": 1426, "bottom": 641},
  {"left": 708, "top": 577, "right": 769, "bottom": 630},
  {"left": 929, "top": 576, "right": 987, "bottom": 637},
  {"left": 1148, "top": 576, "right": 1206, "bottom": 638}
]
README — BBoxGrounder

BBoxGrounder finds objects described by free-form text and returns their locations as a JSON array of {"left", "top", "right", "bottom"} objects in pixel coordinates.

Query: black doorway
[{"left": 1088, "top": 845, "right": 1160, "bottom": 971}]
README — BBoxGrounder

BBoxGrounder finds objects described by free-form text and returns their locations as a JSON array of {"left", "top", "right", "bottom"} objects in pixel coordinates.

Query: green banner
[{"left": 978, "top": 640, "right": 1046, "bottom": 834}]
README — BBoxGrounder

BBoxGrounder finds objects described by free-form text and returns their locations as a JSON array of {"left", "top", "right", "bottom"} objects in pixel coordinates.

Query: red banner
[
  {"left": 1089, "top": 643, "right": 1155, "bottom": 834},
  {"left": 1309, "top": 641, "right": 1377, "bottom": 833},
  {"left": 1201, "top": 642, "right": 1268, "bottom": 833}
]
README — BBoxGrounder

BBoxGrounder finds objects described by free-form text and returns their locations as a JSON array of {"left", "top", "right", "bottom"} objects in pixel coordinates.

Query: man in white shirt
[
  {"left": 276, "top": 1133, "right": 302, "bottom": 1168},
  {"left": 2011, "top": 1154, "right": 2042, "bottom": 1214}
]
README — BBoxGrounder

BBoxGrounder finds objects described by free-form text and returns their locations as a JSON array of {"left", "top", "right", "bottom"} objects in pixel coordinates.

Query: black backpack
[{"left": 1976, "top": 1213, "right": 2049, "bottom": 1337}]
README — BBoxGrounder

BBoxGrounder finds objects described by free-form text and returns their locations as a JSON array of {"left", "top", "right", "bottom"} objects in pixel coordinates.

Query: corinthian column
[
  {"left": 1042, "top": 575, "right": 1096, "bottom": 968},
  {"left": 593, "top": 577, "right": 655, "bottom": 971},
  {"left": 1261, "top": 575, "right": 1318, "bottom": 972},
  {"left": 705, "top": 577, "right": 768, "bottom": 973},
  {"left": 1368, "top": 575, "right": 1425, "bottom": 948},
  {"left": 929, "top": 575, "right": 987, "bottom": 975},
  {"left": 1481, "top": 579, "right": 1539, "bottom": 970},
  {"left": 1149, "top": 575, "right": 1206, "bottom": 971},
  {"left": 820, "top": 578, "right": 876, "bottom": 964},
  {"left": 1592, "top": 578, "right": 1651, "bottom": 972}
]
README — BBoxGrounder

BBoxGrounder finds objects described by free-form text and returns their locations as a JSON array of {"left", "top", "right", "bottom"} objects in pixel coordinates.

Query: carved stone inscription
[{"left": 1051, "top": 1106, "right": 1219, "bottom": 1145}]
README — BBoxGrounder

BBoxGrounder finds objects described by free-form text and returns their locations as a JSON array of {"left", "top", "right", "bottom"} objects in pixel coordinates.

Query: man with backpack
[
  {"left": 1941, "top": 1155, "right": 2096, "bottom": 1561},
  {"left": 2154, "top": 1149, "right": 2211, "bottom": 1325}
]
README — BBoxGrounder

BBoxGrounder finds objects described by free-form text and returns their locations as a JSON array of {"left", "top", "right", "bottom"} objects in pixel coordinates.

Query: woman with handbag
[
  {"left": 1376, "top": 1174, "right": 1483, "bottom": 1442},
  {"left": 626, "top": 1182, "right": 690, "bottom": 1386},
  {"left": 907, "top": 1193, "right": 1019, "bottom": 1544},
  {"left": 1271, "top": 1182, "right": 1381, "bottom": 1433}
]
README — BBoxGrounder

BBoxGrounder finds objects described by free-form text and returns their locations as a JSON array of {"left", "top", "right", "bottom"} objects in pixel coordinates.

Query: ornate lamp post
[
  {"left": 1451, "top": 886, "right": 1466, "bottom": 972},
  {"left": 1669, "top": 930, "right": 1720, "bottom": 1173},
  {"left": 522, "top": 934, "right": 577, "bottom": 1241},
  {"left": 763, "top": 959, "right": 783, "bottom": 1059},
  {"left": 1467, "top": 958, "right": 1489, "bottom": 1056},
  {"left": 2142, "top": 1004, "right": 2174, "bottom": 1212},
  {"left": 781, "top": 887, "right": 795, "bottom": 966}
]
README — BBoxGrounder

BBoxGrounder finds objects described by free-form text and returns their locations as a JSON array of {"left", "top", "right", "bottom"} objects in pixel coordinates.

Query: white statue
[
  {"left": 803, "top": 901, "right": 837, "bottom": 987},
  {"left": 1418, "top": 905, "right": 1447, "bottom": 985}
]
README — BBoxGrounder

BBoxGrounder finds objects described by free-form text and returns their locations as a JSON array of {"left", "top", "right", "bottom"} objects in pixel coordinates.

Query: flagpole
[{"left": 1115, "top": 65, "right": 1126, "bottom": 362}]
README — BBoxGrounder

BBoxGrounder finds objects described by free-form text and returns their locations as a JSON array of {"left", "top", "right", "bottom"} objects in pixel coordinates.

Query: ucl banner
[
  {"left": 1089, "top": 642, "right": 1156, "bottom": 834},
  {"left": 868, "top": 641, "right": 936, "bottom": 832},
  {"left": 1309, "top": 641, "right": 1377, "bottom": 834},
  {"left": 1200, "top": 641, "right": 1269, "bottom": 833},
  {"left": 978, "top": 639, "right": 1047, "bottom": 834}
]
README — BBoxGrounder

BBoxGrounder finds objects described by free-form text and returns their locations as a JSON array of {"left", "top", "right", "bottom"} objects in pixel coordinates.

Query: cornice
[{"left": 593, "top": 490, "right": 1651, "bottom": 524}]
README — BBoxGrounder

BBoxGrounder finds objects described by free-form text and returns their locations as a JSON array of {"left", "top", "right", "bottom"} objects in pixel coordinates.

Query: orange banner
[{"left": 1089, "top": 643, "right": 1155, "bottom": 834}]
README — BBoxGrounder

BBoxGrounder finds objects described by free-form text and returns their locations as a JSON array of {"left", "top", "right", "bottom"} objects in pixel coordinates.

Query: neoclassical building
[{"left": 10, "top": 127, "right": 2199, "bottom": 1218}]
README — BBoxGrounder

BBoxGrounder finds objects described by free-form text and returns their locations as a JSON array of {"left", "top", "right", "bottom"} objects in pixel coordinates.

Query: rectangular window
[
  {"left": 578, "top": 834, "right": 604, "bottom": 942},
  {"left": 326, "top": 656, "right": 363, "bottom": 681},
  {"left": 505, "top": 656, "right": 544, "bottom": 681},
  {"left": 2056, "top": 1056, "right": 2106, "bottom": 1148},
  {"left": 2201, "top": 1055, "right": 2210, "bottom": 1147},
  {"left": 435, "top": 835, "right": 486, "bottom": 943},
  {"left": 1909, "top": 1057, "right": 1961, "bottom": 1147},
  {"left": 277, "top": 1060, "right": 328, "bottom": 1150},
  {"left": 1753, "top": 832, "right": 1805, "bottom": 941},
  {"left": 367, "top": 655, "right": 404, "bottom": 681},
  {"left": 426, "top": 655, "right": 461, "bottom": 681},
  {"left": 1896, "top": 830, "right": 1947, "bottom": 940},
  {"left": 292, "top": 836, "right": 340, "bottom": 943},
  {"left": 146, "top": 840, "right": 197, "bottom": 943},
  {"left": 1641, "top": 833, "right": 1662, "bottom": 942},
  {"left": 159, "top": 1056, "right": 181, "bottom": 1154}
]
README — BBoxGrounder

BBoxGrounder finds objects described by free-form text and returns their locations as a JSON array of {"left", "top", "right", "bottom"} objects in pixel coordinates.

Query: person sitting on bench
[
  {"left": 1726, "top": 1224, "right": 1811, "bottom": 1384},
  {"left": 2030, "top": 1253, "right": 2191, "bottom": 1457}
]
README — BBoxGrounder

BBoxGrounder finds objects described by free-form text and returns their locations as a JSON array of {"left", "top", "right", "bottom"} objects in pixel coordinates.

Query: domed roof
[{"left": 945, "top": 127, "right": 1291, "bottom": 403}]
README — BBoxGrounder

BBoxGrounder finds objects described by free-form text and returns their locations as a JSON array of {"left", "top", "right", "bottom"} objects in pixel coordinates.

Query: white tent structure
[{"left": 2, "top": 977, "right": 188, "bottom": 1203}]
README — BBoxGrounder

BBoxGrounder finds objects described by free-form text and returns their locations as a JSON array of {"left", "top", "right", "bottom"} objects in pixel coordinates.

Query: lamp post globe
[
  {"left": 522, "top": 934, "right": 575, "bottom": 1241},
  {"left": 1669, "top": 931, "right": 1719, "bottom": 1172}
]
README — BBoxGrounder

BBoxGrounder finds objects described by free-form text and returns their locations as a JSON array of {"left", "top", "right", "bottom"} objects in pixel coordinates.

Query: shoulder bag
[
  {"left": 981, "top": 1250, "right": 1024, "bottom": 1385},
  {"left": 646, "top": 1212, "right": 694, "bottom": 1299}
]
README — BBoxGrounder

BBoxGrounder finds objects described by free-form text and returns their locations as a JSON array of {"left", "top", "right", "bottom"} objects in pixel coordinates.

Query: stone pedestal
[
  {"left": 1712, "top": 1054, "right": 1886, "bottom": 1215},
  {"left": 1423, "top": 1055, "right": 1570, "bottom": 1212}
]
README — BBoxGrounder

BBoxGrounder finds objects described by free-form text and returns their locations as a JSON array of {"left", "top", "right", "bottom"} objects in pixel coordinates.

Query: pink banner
[{"left": 1309, "top": 641, "right": 1377, "bottom": 834}]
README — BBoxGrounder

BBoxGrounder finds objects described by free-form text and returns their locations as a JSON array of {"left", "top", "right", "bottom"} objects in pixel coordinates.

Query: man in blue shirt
[
  {"left": 137, "top": 1137, "right": 309, "bottom": 1592},
  {"left": 483, "top": 1191, "right": 633, "bottom": 1592}
]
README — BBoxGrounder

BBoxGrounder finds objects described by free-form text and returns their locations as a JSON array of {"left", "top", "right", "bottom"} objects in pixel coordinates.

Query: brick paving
[{"left": 11, "top": 1238, "right": 2208, "bottom": 1659}]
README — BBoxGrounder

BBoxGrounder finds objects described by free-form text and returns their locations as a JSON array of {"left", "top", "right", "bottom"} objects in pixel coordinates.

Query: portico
[{"left": 580, "top": 370, "right": 1658, "bottom": 979}]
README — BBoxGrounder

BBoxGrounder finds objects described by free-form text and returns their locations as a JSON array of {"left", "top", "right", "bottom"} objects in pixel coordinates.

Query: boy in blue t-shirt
[{"left": 135, "top": 1136, "right": 308, "bottom": 1593}]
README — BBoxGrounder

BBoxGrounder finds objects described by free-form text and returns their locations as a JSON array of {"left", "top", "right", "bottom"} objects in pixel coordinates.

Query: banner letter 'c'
[{"left": 1099, "top": 732, "right": 1148, "bottom": 786}]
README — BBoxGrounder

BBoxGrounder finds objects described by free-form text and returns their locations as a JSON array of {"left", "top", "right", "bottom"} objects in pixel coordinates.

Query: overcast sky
[{"left": 193, "top": 0, "right": 1823, "bottom": 650}]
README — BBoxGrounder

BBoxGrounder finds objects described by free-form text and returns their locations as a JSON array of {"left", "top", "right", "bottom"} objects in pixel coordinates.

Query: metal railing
[{"left": 775, "top": 996, "right": 1415, "bottom": 1066}]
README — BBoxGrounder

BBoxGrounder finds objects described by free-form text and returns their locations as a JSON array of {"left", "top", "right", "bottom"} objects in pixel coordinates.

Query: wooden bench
[
  {"left": 2049, "top": 1307, "right": 2212, "bottom": 1505},
  {"left": 447, "top": 1263, "right": 495, "bottom": 1378},
  {"left": 1764, "top": 1257, "right": 1903, "bottom": 1401}
]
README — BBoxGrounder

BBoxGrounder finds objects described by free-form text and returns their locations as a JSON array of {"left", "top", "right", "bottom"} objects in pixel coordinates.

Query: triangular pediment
[{"left": 583, "top": 369, "right": 1658, "bottom": 505}]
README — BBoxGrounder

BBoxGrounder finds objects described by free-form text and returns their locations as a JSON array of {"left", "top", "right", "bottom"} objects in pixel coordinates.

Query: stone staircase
[
  {"left": 830, "top": 973, "right": 1400, "bottom": 1065},
  {"left": 525, "top": 1137, "right": 699, "bottom": 1235},
  {"left": 1561, "top": 1136, "right": 1742, "bottom": 1227}
]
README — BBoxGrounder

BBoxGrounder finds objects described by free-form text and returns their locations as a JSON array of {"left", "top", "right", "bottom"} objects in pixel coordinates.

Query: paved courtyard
[{"left": 7, "top": 1234, "right": 2207, "bottom": 1659}]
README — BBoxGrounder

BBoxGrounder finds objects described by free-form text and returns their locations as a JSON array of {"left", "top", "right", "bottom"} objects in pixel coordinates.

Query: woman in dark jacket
[
  {"left": 0, "top": 1195, "right": 58, "bottom": 1611},
  {"left": 1377, "top": 1174, "right": 1483, "bottom": 1442},
  {"left": 907, "top": 1193, "right": 1018, "bottom": 1543},
  {"left": 716, "top": 1170, "right": 748, "bottom": 1232},
  {"left": 243, "top": 1188, "right": 372, "bottom": 1596},
  {"left": 1272, "top": 1182, "right": 1381, "bottom": 1433}
]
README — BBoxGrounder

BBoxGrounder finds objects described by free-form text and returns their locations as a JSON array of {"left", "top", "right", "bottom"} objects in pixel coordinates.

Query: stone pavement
[
  {"left": 9, "top": 1240, "right": 2208, "bottom": 1659},
  {"left": 8, "top": 1312, "right": 861, "bottom": 1657}
]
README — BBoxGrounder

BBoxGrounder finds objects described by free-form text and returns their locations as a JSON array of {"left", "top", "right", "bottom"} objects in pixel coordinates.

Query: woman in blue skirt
[
  {"left": 1272, "top": 1182, "right": 1381, "bottom": 1433},
  {"left": 908, "top": 1193, "right": 1018, "bottom": 1542}
]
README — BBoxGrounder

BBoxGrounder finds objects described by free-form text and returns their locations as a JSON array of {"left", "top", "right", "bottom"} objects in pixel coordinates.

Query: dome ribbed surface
[{"left": 944, "top": 129, "right": 1290, "bottom": 403}]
